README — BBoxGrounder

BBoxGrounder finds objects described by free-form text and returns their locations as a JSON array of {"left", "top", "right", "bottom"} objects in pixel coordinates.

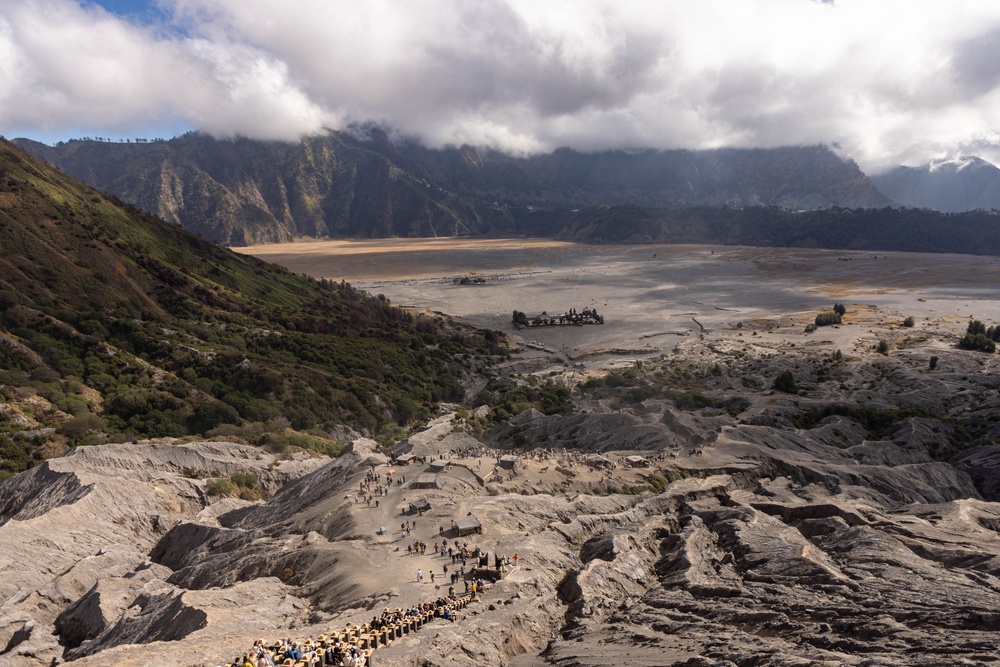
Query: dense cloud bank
[{"left": 3, "top": 0, "right": 1000, "bottom": 170}]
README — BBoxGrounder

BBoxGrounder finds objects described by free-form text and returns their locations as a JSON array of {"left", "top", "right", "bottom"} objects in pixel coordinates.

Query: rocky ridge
[
  {"left": 0, "top": 442, "right": 326, "bottom": 666},
  {"left": 13, "top": 134, "right": 890, "bottom": 245}
]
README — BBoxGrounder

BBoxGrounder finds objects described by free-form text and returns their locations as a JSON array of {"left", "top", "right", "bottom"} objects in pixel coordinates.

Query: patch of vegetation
[
  {"left": 959, "top": 334, "right": 996, "bottom": 353},
  {"left": 474, "top": 376, "right": 573, "bottom": 424},
  {"left": 669, "top": 390, "right": 716, "bottom": 411},
  {"left": 815, "top": 312, "right": 842, "bottom": 327},
  {"left": 959, "top": 322, "right": 997, "bottom": 353},
  {"left": 229, "top": 471, "right": 258, "bottom": 488},
  {"left": 772, "top": 370, "right": 798, "bottom": 394},
  {"left": 229, "top": 471, "right": 263, "bottom": 500},
  {"left": 205, "top": 478, "right": 235, "bottom": 497},
  {"left": 791, "top": 405, "right": 938, "bottom": 438},
  {"left": 206, "top": 420, "right": 346, "bottom": 458},
  {"left": 0, "top": 140, "right": 510, "bottom": 470}
]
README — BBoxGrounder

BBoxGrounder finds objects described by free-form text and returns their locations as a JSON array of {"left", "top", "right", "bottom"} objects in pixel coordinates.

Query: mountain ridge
[
  {"left": 872, "top": 155, "right": 1000, "bottom": 212},
  {"left": 14, "top": 132, "right": 893, "bottom": 245}
]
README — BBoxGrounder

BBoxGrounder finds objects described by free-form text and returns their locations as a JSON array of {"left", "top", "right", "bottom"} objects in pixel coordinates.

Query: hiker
[{"left": 417, "top": 569, "right": 423, "bottom": 582}]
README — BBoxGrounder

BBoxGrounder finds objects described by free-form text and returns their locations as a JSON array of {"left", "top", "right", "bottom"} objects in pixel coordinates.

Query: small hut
[
  {"left": 428, "top": 459, "right": 449, "bottom": 472},
  {"left": 625, "top": 455, "right": 650, "bottom": 468},
  {"left": 452, "top": 515, "right": 482, "bottom": 536},
  {"left": 585, "top": 454, "right": 614, "bottom": 470},
  {"left": 408, "top": 499, "right": 431, "bottom": 513},
  {"left": 413, "top": 473, "right": 443, "bottom": 489},
  {"left": 395, "top": 453, "right": 415, "bottom": 466},
  {"left": 498, "top": 455, "right": 522, "bottom": 470}
]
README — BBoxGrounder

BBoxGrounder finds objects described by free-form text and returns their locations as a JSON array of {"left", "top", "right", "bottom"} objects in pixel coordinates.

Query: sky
[{"left": 2, "top": 0, "right": 1000, "bottom": 172}]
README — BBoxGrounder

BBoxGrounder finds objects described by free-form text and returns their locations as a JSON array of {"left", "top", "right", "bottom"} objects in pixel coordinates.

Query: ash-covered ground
[{"left": 6, "top": 243, "right": 1000, "bottom": 667}]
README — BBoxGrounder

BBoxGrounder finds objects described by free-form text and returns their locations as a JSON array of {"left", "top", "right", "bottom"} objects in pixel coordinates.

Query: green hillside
[{"left": 0, "top": 140, "right": 505, "bottom": 477}]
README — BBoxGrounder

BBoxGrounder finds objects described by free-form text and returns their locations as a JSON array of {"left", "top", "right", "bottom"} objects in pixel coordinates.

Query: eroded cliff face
[
  {"left": 4, "top": 339, "right": 1000, "bottom": 667},
  {"left": 13, "top": 135, "right": 890, "bottom": 245}
]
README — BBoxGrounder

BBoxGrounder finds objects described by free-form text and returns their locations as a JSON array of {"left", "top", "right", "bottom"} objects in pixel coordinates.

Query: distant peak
[{"left": 927, "top": 155, "right": 994, "bottom": 173}]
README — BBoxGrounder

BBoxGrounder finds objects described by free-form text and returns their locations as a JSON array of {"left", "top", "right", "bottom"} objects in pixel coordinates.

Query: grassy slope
[{"left": 0, "top": 140, "right": 505, "bottom": 477}]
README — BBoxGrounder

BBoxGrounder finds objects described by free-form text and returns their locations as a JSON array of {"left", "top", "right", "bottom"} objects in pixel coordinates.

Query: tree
[
  {"left": 833, "top": 303, "right": 847, "bottom": 316},
  {"left": 188, "top": 401, "right": 240, "bottom": 433},
  {"left": 511, "top": 310, "right": 528, "bottom": 327},
  {"left": 772, "top": 370, "right": 798, "bottom": 393},
  {"left": 57, "top": 412, "right": 104, "bottom": 439},
  {"left": 968, "top": 320, "right": 987, "bottom": 336}
]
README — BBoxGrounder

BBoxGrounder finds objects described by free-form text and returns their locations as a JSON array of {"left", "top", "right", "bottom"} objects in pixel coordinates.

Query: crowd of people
[
  {"left": 218, "top": 588, "right": 489, "bottom": 667},
  {"left": 399, "top": 444, "right": 672, "bottom": 471},
  {"left": 217, "top": 436, "right": 564, "bottom": 667}
]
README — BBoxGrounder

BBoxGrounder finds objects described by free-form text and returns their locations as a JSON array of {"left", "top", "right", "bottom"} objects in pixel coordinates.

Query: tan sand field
[{"left": 240, "top": 239, "right": 1000, "bottom": 369}]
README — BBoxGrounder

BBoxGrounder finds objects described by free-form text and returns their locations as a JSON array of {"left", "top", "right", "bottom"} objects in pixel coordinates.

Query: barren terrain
[
  {"left": 5, "top": 241, "right": 1000, "bottom": 666},
  {"left": 242, "top": 240, "right": 1000, "bottom": 367}
]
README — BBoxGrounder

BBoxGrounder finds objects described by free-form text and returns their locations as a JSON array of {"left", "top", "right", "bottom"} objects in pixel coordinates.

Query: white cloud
[{"left": 2, "top": 0, "right": 1000, "bottom": 169}]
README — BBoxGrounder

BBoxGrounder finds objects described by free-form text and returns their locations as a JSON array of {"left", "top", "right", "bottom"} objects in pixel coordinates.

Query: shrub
[
  {"left": 57, "top": 412, "right": 104, "bottom": 439},
  {"left": 815, "top": 312, "right": 842, "bottom": 327},
  {"left": 929, "top": 355, "right": 939, "bottom": 370},
  {"left": 833, "top": 303, "right": 847, "bottom": 316},
  {"left": 903, "top": 316, "right": 915, "bottom": 327},
  {"left": 877, "top": 340, "right": 890, "bottom": 355},
  {"left": 772, "top": 370, "right": 798, "bottom": 393},
  {"left": 205, "top": 478, "right": 236, "bottom": 496},
  {"left": 671, "top": 391, "right": 715, "bottom": 411},
  {"left": 229, "top": 472, "right": 258, "bottom": 489},
  {"left": 959, "top": 333, "right": 996, "bottom": 353}
]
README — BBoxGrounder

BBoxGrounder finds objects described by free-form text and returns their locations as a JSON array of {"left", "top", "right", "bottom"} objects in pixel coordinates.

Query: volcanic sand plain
[{"left": 239, "top": 239, "right": 1000, "bottom": 368}]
